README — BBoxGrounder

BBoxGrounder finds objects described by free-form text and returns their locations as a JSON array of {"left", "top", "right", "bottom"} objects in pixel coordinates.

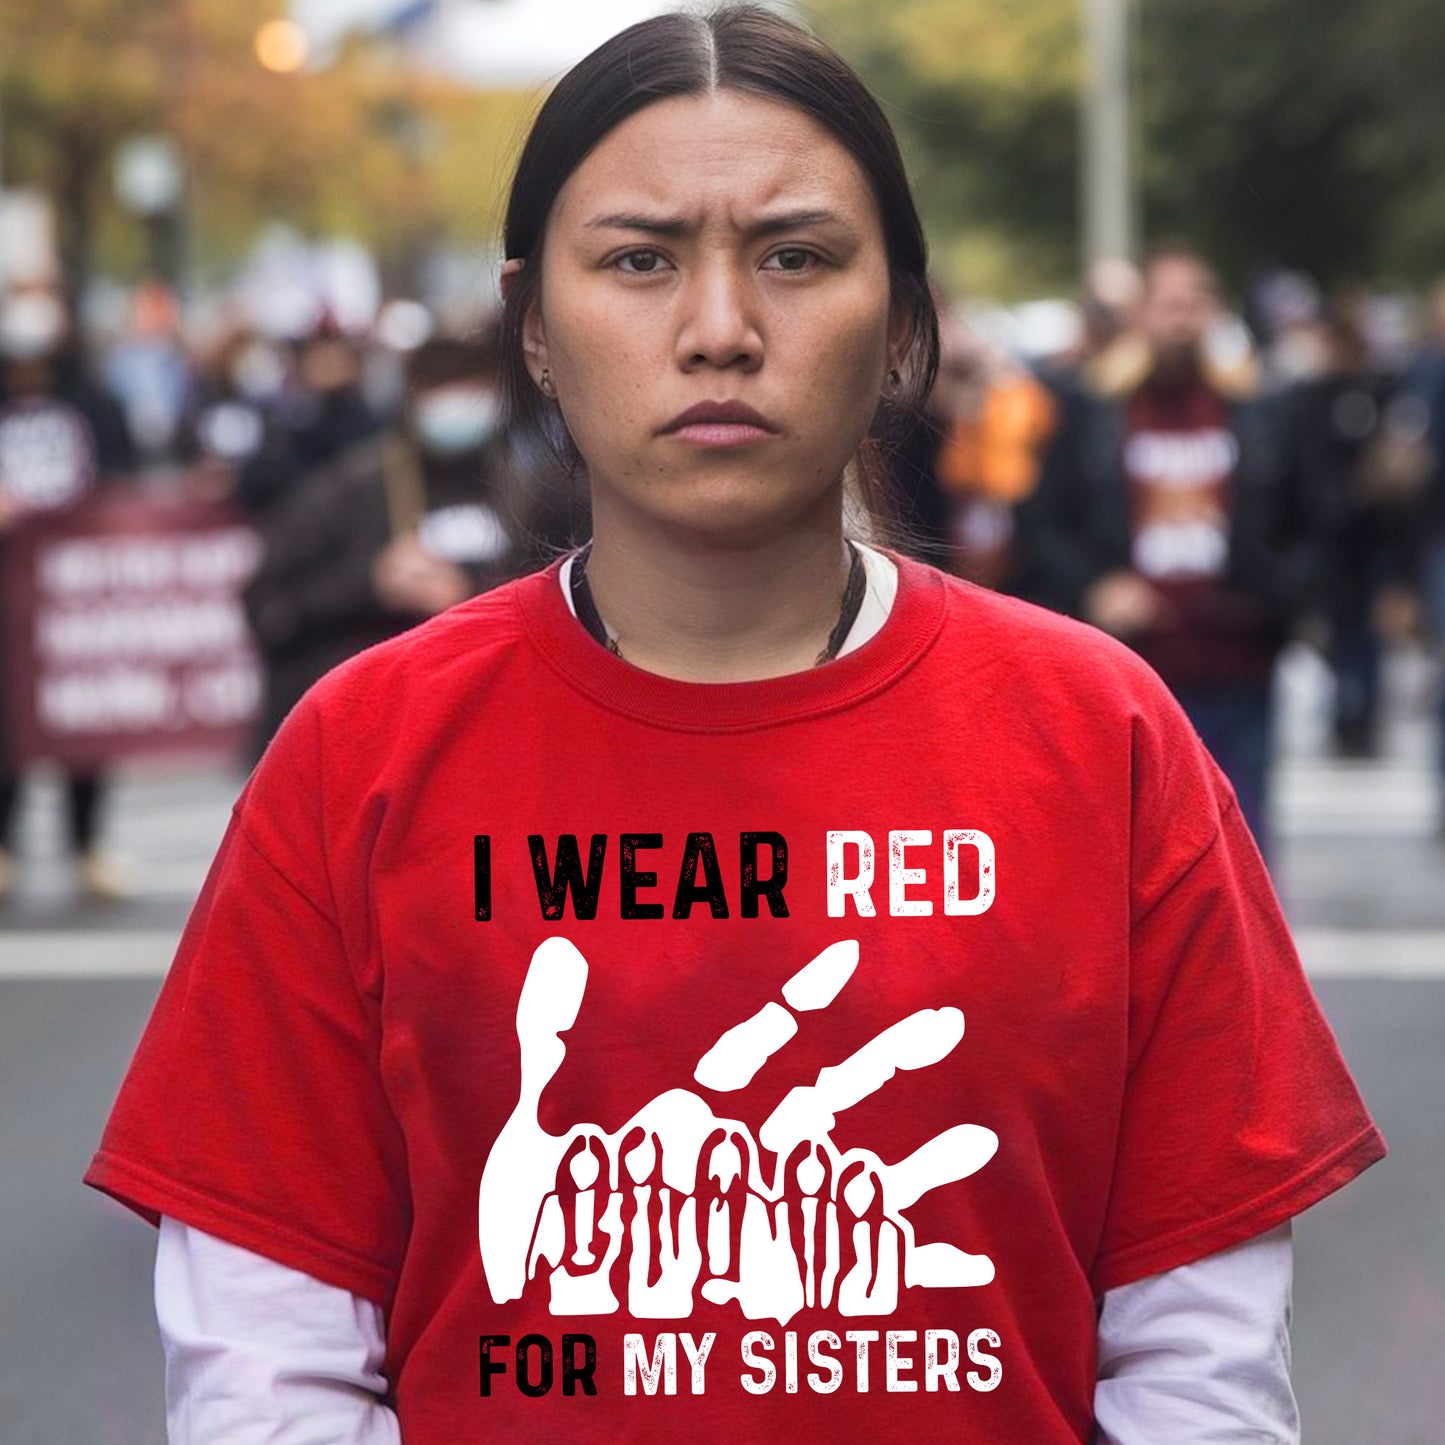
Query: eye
[
  {"left": 613, "top": 249, "right": 670, "bottom": 275},
  {"left": 763, "top": 247, "right": 822, "bottom": 274}
]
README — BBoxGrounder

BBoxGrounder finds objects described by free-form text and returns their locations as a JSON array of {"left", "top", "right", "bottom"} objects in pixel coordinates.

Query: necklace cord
[{"left": 569, "top": 540, "right": 867, "bottom": 667}]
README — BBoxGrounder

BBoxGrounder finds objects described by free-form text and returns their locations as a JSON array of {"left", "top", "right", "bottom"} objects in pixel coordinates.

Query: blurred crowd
[
  {"left": 0, "top": 274, "right": 575, "bottom": 900},
  {"left": 899, "top": 251, "right": 1445, "bottom": 860},
  {"left": 2, "top": 246, "right": 1445, "bottom": 898}
]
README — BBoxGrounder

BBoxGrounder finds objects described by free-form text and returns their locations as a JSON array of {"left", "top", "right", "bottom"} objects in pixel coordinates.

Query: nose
[{"left": 676, "top": 257, "right": 763, "bottom": 373}]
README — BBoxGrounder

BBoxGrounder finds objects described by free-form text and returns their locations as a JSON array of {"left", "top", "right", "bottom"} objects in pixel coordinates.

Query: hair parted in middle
[{"left": 497, "top": 3, "right": 940, "bottom": 537}]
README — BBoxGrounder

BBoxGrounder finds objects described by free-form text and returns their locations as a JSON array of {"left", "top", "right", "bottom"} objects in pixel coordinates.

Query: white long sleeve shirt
[{"left": 155, "top": 1217, "right": 1298, "bottom": 1443}]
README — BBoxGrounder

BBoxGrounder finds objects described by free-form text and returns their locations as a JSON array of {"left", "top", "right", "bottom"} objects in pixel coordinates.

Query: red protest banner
[{"left": 0, "top": 485, "right": 262, "bottom": 768}]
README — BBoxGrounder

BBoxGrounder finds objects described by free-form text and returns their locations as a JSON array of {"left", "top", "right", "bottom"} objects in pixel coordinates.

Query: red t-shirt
[{"left": 86, "top": 552, "right": 1384, "bottom": 1442}]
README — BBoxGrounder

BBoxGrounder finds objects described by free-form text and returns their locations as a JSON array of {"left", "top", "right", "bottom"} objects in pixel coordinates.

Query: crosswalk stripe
[
  {"left": 0, "top": 930, "right": 178, "bottom": 978},
  {"left": 1293, "top": 929, "right": 1445, "bottom": 979},
  {"left": 1272, "top": 763, "right": 1439, "bottom": 838}
]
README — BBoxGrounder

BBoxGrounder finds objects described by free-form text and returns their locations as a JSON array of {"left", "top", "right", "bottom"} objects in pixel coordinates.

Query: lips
[{"left": 659, "top": 400, "right": 779, "bottom": 435}]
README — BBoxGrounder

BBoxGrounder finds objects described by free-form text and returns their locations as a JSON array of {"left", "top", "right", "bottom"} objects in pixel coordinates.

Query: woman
[
  {"left": 87, "top": 8, "right": 1384, "bottom": 1441},
  {"left": 0, "top": 289, "right": 136, "bottom": 902}
]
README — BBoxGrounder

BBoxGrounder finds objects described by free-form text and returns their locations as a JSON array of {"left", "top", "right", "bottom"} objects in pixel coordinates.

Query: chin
[{"left": 611, "top": 466, "right": 841, "bottom": 547}]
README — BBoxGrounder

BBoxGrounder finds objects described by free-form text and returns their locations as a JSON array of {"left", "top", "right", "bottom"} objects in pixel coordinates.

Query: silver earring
[
  {"left": 886, "top": 368, "right": 902, "bottom": 393},
  {"left": 539, "top": 367, "right": 556, "bottom": 398}
]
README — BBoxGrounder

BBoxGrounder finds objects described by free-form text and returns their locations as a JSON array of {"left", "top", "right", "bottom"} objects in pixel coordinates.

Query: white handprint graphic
[{"left": 478, "top": 936, "right": 997, "bottom": 1326}]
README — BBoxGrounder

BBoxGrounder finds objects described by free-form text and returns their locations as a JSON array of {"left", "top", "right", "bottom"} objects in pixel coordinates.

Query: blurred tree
[
  {"left": 0, "top": 0, "right": 534, "bottom": 297},
  {"left": 1135, "top": 0, "right": 1445, "bottom": 289},
  {"left": 1, "top": 0, "right": 167, "bottom": 299},
  {"left": 6, "top": 0, "right": 1445, "bottom": 303},
  {"left": 813, "top": 0, "right": 1445, "bottom": 296},
  {"left": 1361, "top": 0, "right": 1445, "bottom": 283},
  {"left": 809, "top": 0, "right": 1082, "bottom": 297}
]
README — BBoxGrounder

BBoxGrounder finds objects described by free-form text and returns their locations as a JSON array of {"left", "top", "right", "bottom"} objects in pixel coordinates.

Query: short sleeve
[
  {"left": 1089, "top": 682, "right": 1387, "bottom": 1294},
  {"left": 84, "top": 697, "right": 407, "bottom": 1306}
]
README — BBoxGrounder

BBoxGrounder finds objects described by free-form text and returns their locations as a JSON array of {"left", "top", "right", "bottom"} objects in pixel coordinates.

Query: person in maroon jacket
[{"left": 1017, "top": 249, "right": 1324, "bottom": 860}]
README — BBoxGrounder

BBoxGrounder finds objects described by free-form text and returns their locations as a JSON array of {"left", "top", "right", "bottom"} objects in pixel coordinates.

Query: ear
[
  {"left": 885, "top": 293, "right": 913, "bottom": 382},
  {"left": 498, "top": 256, "right": 524, "bottom": 306},
  {"left": 500, "top": 257, "right": 551, "bottom": 389}
]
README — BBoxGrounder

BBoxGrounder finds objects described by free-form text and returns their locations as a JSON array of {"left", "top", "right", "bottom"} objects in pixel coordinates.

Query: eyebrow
[{"left": 583, "top": 208, "right": 849, "bottom": 238}]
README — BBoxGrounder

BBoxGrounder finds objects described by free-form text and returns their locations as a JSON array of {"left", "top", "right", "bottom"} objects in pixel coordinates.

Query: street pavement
[{"left": 2, "top": 641, "right": 1442, "bottom": 1442}]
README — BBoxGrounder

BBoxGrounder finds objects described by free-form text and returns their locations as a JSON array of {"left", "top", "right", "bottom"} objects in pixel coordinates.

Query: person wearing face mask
[
  {"left": 224, "top": 327, "right": 381, "bottom": 520},
  {"left": 240, "top": 326, "right": 561, "bottom": 753}
]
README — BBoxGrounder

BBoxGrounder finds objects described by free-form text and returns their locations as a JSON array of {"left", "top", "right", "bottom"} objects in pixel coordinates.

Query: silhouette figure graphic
[{"left": 478, "top": 937, "right": 997, "bottom": 1324}]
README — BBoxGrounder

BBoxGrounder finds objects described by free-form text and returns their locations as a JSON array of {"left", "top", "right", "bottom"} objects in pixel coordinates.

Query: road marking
[
  {"left": 1, "top": 928, "right": 1440, "bottom": 980},
  {"left": 1294, "top": 929, "right": 1445, "bottom": 979},
  {"left": 0, "top": 930, "right": 178, "bottom": 978},
  {"left": 1272, "top": 763, "right": 1440, "bottom": 838}
]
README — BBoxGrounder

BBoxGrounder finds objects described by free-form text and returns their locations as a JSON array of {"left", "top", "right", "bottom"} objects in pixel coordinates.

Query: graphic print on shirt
[
  {"left": 0, "top": 397, "right": 97, "bottom": 510},
  {"left": 1124, "top": 424, "right": 1238, "bottom": 581},
  {"left": 478, "top": 936, "right": 998, "bottom": 1326}
]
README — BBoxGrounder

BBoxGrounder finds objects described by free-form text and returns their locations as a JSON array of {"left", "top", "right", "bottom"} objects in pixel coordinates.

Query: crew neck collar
[{"left": 514, "top": 547, "right": 947, "bottom": 733}]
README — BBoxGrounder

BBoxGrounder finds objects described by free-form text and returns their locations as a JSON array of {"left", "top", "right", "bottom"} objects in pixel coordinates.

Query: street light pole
[{"left": 1080, "top": 0, "right": 1134, "bottom": 266}]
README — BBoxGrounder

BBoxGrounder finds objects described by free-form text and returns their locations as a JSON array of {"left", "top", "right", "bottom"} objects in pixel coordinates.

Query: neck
[
  {"left": 1147, "top": 347, "right": 1203, "bottom": 390},
  {"left": 583, "top": 487, "right": 854, "bottom": 683}
]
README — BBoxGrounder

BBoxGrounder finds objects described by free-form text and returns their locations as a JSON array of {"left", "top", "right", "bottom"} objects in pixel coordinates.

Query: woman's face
[{"left": 517, "top": 89, "right": 907, "bottom": 545}]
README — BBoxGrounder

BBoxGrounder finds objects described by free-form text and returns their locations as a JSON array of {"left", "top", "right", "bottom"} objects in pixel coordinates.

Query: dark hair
[
  {"left": 405, "top": 323, "right": 502, "bottom": 395},
  {"left": 499, "top": 3, "right": 939, "bottom": 536}
]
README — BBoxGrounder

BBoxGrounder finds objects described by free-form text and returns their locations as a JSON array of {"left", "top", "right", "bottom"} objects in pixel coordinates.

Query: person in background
[
  {"left": 1074, "top": 257, "right": 1145, "bottom": 379},
  {"left": 1293, "top": 300, "right": 1430, "bottom": 758},
  {"left": 1250, "top": 268, "right": 1328, "bottom": 390},
  {"left": 101, "top": 278, "right": 194, "bottom": 468},
  {"left": 928, "top": 305, "right": 1057, "bottom": 592},
  {"left": 241, "top": 325, "right": 565, "bottom": 751},
  {"left": 175, "top": 325, "right": 291, "bottom": 496},
  {"left": 232, "top": 324, "right": 380, "bottom": 518},
  {"left": 1016, "top": 247, "right": 1321, "bottom": 860},
  {"left": 0, "top": 288, "right": 136, "bottom": 902},
  {"left": 1396, "top": 280, "right": 1445, "bottom": 831},
  {"left": 888, "top": 300, "right": 1057, "bottom": 586}
]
